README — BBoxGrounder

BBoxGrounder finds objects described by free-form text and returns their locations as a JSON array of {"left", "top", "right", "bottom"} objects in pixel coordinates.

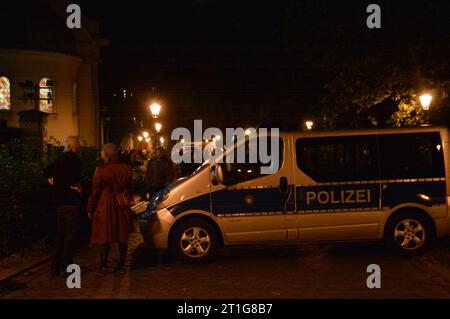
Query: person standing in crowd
[
  {"left": 44, "top": 136, "right": 82, "bottom": 277},
  {"left": 87, "top": 143, "right": 134, "bottom": 275},
  {"left": 145, "top": 147, "right": 174, "bottom": 199}
]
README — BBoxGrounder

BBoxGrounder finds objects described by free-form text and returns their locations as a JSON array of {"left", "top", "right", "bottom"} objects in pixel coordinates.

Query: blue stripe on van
[
  {"left": 166, "top": 180, "right": 446, "bottom": 217},
  {"left": 167, "top": 187, "right": 294, "bottom": 217},
  {"left": 382, "top": 180, "right": 446, "bottom": 208},
  {"left": 167, "top": 193, "right": 211, "bottom": 217}
]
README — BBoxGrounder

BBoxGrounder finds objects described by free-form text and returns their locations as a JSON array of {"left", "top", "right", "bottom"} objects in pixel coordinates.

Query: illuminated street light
[
  {"left": 420, "top": 94, "right": 432, "bottom": 125},
  {"left": 305, "top": 120, "right": 314, "bottom": 131},
  {"left": 245, "top": 128, "right": 255, "bottom": 136},
  {"left": 155, "top": 122, "right": 162, "bottom": 132},
  {"left": 160, "top": 136, "right": 165, "bottom": 145},
  {"left": 142, "top": 131, "right": 149, "bottom": 139},
  {"left": 145, "top": 137, "right": 150, "bottom": 143},
  {"left": 137, "top": 136, "right": 143, "bottom": 142},
  {"left": 420, "top": 94, "right": 432, "bottom": 111},
  {"left": 150, "top": 103, "right": 161, "bottom": 118}
]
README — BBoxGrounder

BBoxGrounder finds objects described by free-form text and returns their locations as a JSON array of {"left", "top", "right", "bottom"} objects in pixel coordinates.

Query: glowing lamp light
[
  {"left": 145, "top": 137, "right": 150, "bottom": 143},
  {"left": 155, "top": 122, "right": 162, "bottom": 132},
  {"left": 420, "top": 94, "right": 432, "bottom": 111},
  {"left": 142, "top": 131, "right": 149, "bottom": 139},
  {"left": 150, "top": 103, "right": 161, "bottom": 118},
  {"left": 160, "top": 136, "right": 165, "bottom": 144},
  {"left": 305, "top": 120, "right": 314, "bottom": 131},
  {"left": 137, "top": 136, "right": 143, "bottom": 142},
  {"left": 245, "top": 128, "right": 254, "bottom": 136}
]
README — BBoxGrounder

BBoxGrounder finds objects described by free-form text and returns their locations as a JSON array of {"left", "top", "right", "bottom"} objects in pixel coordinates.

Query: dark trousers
[{"left": 52, "top": 205, "right": 80, "bottom": 272}]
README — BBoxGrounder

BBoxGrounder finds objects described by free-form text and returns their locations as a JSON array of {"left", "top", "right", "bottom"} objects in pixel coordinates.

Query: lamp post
[{"left": 420, "top": 94, "right": 432, "bottom": 126}]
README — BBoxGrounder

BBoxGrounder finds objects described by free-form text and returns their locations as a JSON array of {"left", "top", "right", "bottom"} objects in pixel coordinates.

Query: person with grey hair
[
  {"left": 87, "top": 143, "right": 134, "bottom": 275},
  {"left": 44, "top": 135, "right": 82, "bottom": 277}
]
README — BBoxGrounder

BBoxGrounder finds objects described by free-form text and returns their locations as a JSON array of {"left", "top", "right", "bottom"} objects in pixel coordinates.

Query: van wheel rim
[
  {"left": 394, "top": 219, "right": 426, "bottom": 250},
  {"left": 180, "top": 227, "right": 211, "bottom": 258}
]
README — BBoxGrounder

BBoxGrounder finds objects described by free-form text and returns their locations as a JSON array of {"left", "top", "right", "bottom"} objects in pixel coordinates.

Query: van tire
[
  {"left": 384, "top": 211, "right": 434, "bottom": 256},
  {"left": 171, "top": 218, "right": 218, "bottom": 263}
]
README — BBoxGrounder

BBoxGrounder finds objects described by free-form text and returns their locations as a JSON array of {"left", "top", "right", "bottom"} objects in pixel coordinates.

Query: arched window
[
  {"left": 0, "top": 76, "right": 11, "bottom": 110},
  {"left": 39, "top": 77, "right": 54, "bottom": 113}
]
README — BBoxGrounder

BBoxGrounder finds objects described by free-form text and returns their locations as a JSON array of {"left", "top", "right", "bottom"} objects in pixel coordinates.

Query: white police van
[{"left": 141, "top": 126, "right": 450, "bottom": 262}]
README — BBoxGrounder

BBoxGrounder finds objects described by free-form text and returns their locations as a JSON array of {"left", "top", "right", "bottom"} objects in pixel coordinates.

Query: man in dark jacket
[
  {"left": 145, "top": 148, "right": 173, "bottom": 199},
  {"left": 44, "top": 136, "right": 82, "bottom": 276}
]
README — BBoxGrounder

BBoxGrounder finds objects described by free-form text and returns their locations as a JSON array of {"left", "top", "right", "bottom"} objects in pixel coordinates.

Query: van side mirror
[{"left": 211, "top": 164, "right": 224, "bottom": 186}]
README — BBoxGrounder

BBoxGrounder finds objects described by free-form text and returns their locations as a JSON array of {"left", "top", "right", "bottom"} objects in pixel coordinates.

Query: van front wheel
[
  {"left": 171, "top": 218, "right": 218, "bottom": 263},
  {"left": 384, "top": 211, "right": 433, "bottom": 256}
]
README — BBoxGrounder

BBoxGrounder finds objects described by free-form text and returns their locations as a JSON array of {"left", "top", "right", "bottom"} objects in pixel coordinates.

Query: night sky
[{"left": 74, "top": 0, "right": 449, "bottom": 139}]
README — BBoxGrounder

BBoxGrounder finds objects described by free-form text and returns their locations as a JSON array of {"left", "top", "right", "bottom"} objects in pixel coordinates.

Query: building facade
[{"left": 0, "top": 0, "right": 107, "bottom": 146}]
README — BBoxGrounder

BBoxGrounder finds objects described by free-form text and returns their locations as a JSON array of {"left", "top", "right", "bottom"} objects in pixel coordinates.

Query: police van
[{"left": 141, "top": 126, "right": 450, "bottom": 262}]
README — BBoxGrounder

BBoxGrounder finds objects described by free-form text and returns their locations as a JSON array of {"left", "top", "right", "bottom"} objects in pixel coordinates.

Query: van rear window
[
  {"left": 296, "top": 132, "right": 445, "bottom": 182},
  {"left": 378, "top": 132, "right": 444, "bottom": 179}
]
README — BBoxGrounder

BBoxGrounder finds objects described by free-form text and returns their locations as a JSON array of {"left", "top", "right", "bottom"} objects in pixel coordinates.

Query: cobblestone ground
[{"left": 1, "top": 225, "right": 450, "bottom": 299}]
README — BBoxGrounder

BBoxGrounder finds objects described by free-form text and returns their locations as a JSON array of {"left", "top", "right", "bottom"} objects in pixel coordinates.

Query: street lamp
[
  {"left": 137, "top": 136, "right": 143, "bottom": 142},
  {"left": 160, "top": 136, "right": 165, "bottom": 146},
  {"left": 420, "top": 94, "right": 432, "bottom": 111},
  {"left": 150, "top": 103, "right": 161, "bottom": 118},
  {"left": 155, "top": 122, "right": 162, "bottom": 133},
  {"left": 420, "top": 94, "right": 432, "bottom": 125},
  {"left": 245, "top": 128, "right": 255, "bottom": 136},
  {"left": 305, "top": 120, "right": 314, "bottom": 131},
  {"left": 142, "top": 131, "right": 149, "bottom": 139}
]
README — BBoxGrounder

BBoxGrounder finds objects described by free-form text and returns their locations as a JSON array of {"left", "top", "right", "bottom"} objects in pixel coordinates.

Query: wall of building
[{"left": 0, "top": 49, "right": 100, "bottom": 146}]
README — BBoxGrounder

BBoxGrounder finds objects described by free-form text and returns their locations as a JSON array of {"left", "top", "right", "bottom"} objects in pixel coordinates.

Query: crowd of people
[{"left": 43, "top": 136, "right": 177, "bottom": 276}]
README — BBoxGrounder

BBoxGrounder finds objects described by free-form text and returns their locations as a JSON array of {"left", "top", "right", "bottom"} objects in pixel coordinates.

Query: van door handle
[{"left": 279, "top": 176, "right": 289, "bottom": 194}]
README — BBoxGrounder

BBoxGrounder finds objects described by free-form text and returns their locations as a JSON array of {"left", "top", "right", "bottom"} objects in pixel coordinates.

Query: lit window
[
  {"left": 0, "top": 76, "right": 11, "bottom": 110},
  {"left": 39, "top": 78, "right": 54, "bottom": 113}
]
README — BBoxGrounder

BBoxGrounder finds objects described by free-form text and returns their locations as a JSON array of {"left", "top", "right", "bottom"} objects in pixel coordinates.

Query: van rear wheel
[
  {"left": 171, "top": 218, "right": 218, "bottom": 263},
  {"left": 384, "top": 211, "right": 433, "bottom": 256}
]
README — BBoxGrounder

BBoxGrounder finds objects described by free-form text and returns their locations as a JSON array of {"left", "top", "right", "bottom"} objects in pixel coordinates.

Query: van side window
[
  {"left": 379, "top": 133, "right": 444, "bottom": 179},
  {"left": 221, "top": 137, "right": 284, "bottom": 185},
  {"left": 296, "top": 136, "right": 379, "bottom": 182}
]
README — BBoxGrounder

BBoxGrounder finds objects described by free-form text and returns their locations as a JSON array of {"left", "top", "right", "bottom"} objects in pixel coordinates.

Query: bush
[{"left": 0, "top": 141, "right": 100, "bottom": 259}]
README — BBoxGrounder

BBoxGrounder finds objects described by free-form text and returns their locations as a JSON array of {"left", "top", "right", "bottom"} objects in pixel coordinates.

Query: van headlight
[
  {"left": 155, "top": 189, "right": 170, "bottom": 203},
  {"left": 143, "top": 189, "right": 170, "bottom": 220}
]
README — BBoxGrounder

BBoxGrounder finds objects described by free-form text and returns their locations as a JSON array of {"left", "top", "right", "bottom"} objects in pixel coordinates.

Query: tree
[{"left": 282, "top": 0, "right": 450, "bottom": 128}]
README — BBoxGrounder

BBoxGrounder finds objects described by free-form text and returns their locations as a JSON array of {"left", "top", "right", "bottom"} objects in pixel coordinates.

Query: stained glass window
[
  {"left": 0, "top": 76, "right": 11, "bottom": 110},
  {"left": 39, "top": 78, "right": 53, "bottom": 113}
]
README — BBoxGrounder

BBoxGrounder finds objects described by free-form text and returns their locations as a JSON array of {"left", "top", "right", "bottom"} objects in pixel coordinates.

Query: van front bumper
[{"left": 140, "top": 208, "right": 174, "bottom": 249}]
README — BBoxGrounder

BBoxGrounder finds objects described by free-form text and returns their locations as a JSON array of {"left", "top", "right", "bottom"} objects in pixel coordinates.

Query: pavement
[{"left": 1, "top": 221, "right": 450, "bottom": 299}]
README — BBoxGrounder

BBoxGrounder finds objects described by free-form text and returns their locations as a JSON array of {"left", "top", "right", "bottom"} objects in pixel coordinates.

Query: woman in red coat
[{"left": 87, "top": 143, "right": 133, "bottom": 274}]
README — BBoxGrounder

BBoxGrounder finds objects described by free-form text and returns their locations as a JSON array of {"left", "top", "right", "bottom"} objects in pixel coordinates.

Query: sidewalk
[
  {"left": 0, "top": 252, "right": 50, "bottom": 287},
  {"left": 0, "top": 197, "right": 148, "bottom": 289}
]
